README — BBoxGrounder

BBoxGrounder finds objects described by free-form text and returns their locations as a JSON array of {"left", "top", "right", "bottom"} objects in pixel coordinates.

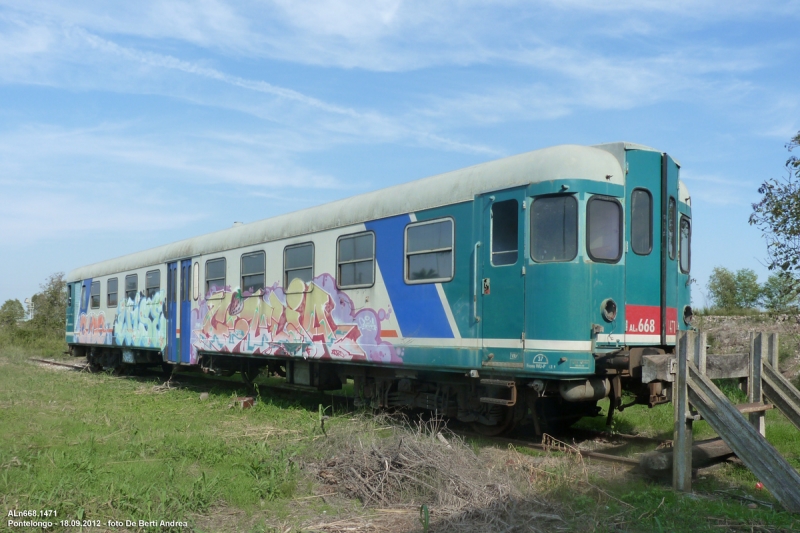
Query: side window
[
  {"left": 107, "top": 278, "right": 118, "bottom": 307},
  {"left": 67, "top": 284, "right": 73, "bottom": 307},
  {"left": 241, "top": 251, "right": 266, "bottom": 295},
  {"left": 337, "top": 232, "right": 375, "bottom": 288},
  {"left": 405, "top": 218, "right": 454, "bottom": 283},
  {"left": 205, "top": 258, "right": 226, "bottom": 297},
  {"left": 192, "top": 262, "right": 200, "bottom": 301},
  {"left": 145, "top": 270, "right": 160, "bottom": 298},
  {"left": 531, "top": 195, "right": 578, "bottom": 262},
  {"left": 491, "top": 200, "right": 518, "bottom": 266},
  {"left": 284, "top": 243, "right": 314, "bottom": 290},
  {"left": 668, "top": 197, "right": 677, "bottom": 260},
  {"left": 587, "top": 196, "right": 622, "bottom": 263},
  {"left": 680, "top": 215, "right": 691, "bottom": 273},
  {"left": 630, "top": 189, "right": 653, "bottom": 255},
  {"left": 90, "top": 281, "right": 100, "bottom": 309},
  {"left": 125, "top": 274, "right": 138, "bottom": 302}
]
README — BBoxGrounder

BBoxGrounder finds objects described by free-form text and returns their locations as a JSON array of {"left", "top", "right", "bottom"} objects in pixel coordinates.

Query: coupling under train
[{"left": 65, "top": 142, "right": 693, "bottom": 434}]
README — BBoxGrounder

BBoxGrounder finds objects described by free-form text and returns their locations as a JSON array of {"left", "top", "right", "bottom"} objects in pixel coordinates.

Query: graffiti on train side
[
  {"left": 113, "top": 292, "right": 167, "bottom": 349},
  {"left": 191, "top": 273, "right": 401, "bottom": 364},
  {"left": 74, "top": 311, "right": 113, "bottom": 344}
]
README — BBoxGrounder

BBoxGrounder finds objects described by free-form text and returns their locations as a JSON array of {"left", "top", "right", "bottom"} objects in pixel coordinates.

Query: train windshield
[
  {"left": 530, "top": 195, "right": 577, "bottom": 262},
  {"left": 587, "top": 196, "right": 622, "bottom": 262}
]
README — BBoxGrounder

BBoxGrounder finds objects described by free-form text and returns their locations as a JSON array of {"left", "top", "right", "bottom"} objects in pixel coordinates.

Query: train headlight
[
  {"left": 683, "top": 305, "right": 694, "bottom": 326},
  {"left": 601, "top": 298, "right": 617, "bottom": 322}
]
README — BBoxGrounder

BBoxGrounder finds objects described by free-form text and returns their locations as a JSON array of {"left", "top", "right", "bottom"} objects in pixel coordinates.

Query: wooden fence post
[
  {"left": 749, "top": 332, "right": 765, "bottom": 437},
  {"left": 673, "top": 330, "right": 694, "bottom": 492}
]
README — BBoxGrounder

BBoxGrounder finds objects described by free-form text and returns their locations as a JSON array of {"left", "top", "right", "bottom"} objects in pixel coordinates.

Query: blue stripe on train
[
  {"left": 80, "top": 278, "right": 92, "bottom": 315},
  {"left": 366, "top": 215, "right": 454, "bottom": 338}
]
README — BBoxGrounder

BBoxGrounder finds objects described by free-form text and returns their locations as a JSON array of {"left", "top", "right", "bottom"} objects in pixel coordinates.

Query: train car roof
[{"left": 66, "top": 142, "right": 685, "bottom": 282}]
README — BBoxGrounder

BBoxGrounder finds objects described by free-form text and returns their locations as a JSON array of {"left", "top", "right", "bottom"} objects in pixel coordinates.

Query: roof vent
[{"left": 233, "top": 221, "right": 243, "bottom": 227}]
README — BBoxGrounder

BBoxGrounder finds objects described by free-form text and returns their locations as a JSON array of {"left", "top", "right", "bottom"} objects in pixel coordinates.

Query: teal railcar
[{"left": 65, "top": 142, "right": 692, "bottom": 434}]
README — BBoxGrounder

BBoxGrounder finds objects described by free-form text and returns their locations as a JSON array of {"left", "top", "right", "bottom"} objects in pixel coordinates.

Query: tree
[
  {"left": 707, "top": 267, "right": 738, "bottom": 309},
  {"left": 0, "top": 299, "right": 25, "bottom": 328},
  {"left": 29, "top": 272, "right": 67, "bottom": 334},
  {"left": 761, "top": 272, "right": 800, "bottom": 312},
  {"left": 734, "top": 268, "right": 761, "bottom": 309},
  {"left": 750, "top": 131, "right": 800, "bottom": 278},
  {"left": 707, "top": 266, "right": 761, "bottom": 310}
]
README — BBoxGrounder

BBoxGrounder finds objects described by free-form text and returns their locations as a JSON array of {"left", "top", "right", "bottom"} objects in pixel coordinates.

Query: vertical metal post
[
  {"left": 767, "top": 332, "right": 779, "bottom": 368},
  {"left": 749, "top": 332, "right": 765, "bottom": 437},
  {"left": 673, "top": 330, "right": 694, "bottom": 492}
]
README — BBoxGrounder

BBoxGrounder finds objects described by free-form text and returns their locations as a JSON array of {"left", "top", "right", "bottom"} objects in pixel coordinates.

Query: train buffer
[{"left": 667, "top": 330, "right": 800, "bottom": 512}]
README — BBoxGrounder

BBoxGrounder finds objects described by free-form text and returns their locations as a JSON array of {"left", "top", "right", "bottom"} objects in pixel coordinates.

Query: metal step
[
  {"left": 763, "top": 362, "right": 800, "bottom": 431},
  {"left": 686, "top": 361, "right": 800, "bottom": 512}
]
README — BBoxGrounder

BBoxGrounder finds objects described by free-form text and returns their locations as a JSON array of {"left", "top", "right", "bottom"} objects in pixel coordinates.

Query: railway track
[{"left": 31, "top": 357, "right": 655, "bottom": 468}]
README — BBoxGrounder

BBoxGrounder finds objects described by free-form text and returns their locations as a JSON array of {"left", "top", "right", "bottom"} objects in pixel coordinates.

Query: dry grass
[{"left": 301, "top": 416, "right": 571, "bottom": 532}]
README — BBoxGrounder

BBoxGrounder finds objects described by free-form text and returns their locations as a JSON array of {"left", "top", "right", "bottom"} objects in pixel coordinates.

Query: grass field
[{"left": 2, "top": 342, "right": 800, "bottom": 532}]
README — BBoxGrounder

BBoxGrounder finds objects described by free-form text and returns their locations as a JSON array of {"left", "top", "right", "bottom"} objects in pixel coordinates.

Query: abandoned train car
[{"left": 65, "top": 142, "right": 693, "bottom": 434}]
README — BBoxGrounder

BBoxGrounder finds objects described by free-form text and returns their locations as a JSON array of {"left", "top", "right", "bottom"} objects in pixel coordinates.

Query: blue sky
[{"left": 1, "top": 1, "right": 798, "bottom": 308}]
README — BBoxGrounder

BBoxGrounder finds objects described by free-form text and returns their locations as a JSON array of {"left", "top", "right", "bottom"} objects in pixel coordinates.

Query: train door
[
  {"left": 478, "top": 187, "right": 526, "bottom": 357},
  {"left": 166, "top": 261, "right": 178, "bottom": 363},
  {"left": 180, "top": 259, "right": 192, "bottom": 364},
  {"left": 624, "top": 150, "right": 679, "bottom": 346}
]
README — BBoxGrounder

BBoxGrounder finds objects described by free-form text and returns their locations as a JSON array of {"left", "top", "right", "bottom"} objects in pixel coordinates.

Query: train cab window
[
  {"left": 145, "top": 270, "right": 160, "bottom": 298},
  {"left": 90, "top": 281, "right": 100, "bottom": 309},
  {"left": 241, "top": 251, "right": 266, "bottom": 295},
  {"left": 205, "top": 258, "right": 226, "bottom": 296},
  {"left": 107, "top": 278, "right": 118, "bottom": 307},
  {"left": 531, "top": 196, "right": 577, "bottom": 262},
  {"left": 491, "top": 200, "right": 518, "bottom": 266},
  {"left": 125, "top": 274, "right": 138, "bottom": 302},
  {"left": 680, "top": 215, "right": 691, "bottom": 273},
  {"left": 668, "top": 197, "right": 677, "bottom": 260},
  {"left": 67, "top": 284, "right": 72, "bottom": 307},
  {"left": 284, "top": 243, "right": 314, "bottom": 289},
  {"left": 587, "top": 196, "right": 622, "bottom": 262},
  {"left": 337, "top": 232, "right": 375, "bottom": 288},
  {"left": 405, "top": 218, "right": 454, "bottom": 283},
  {"left": 630, "top": 189, "right": 652, "bottom": 255}
]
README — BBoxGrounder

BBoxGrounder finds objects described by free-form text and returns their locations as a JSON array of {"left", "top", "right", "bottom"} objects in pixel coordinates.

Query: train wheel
[{"left": 470, "top": 404, "right": 517, "bottom": 436}]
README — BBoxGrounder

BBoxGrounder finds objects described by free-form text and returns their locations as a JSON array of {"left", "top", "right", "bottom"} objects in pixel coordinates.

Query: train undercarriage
[{"left": 70, "top": 344, "right": 675, "bottom": 436}]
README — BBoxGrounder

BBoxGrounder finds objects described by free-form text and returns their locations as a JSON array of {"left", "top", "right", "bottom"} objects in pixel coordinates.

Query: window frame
[
  {"left": 145, "top": 269, "right": 161, "bottom": 299},
  {"left": 336, "top": 231, "right": 376, "bottom": 289},
  {"left": 284, "top": 242, "right": 315, "bottom": 290},
  {"left": 124, "top": 274, "right": 138, "bottom": 303},
  {"left": 205, "top": 258, "right": 226, "bottom": 298},
  {"left": 107, "top": 277, "right": 118, "bottom": 308},
  {"left": 530, "top": 194, "right": 579, "bottom": 263},
  {"left": 240, "top": 250, "right": 266, "bottom": 296},
  {"left": 679, "top": 214, "right": 691, "bottom": 274},
  {"left": 403, "top": 217, "right": 455, "bottom": 284},
  {"left": 90, "top": 280, "right": 100, "bottom": 309},
  {"left": 586, "top": 195, "right": 623, "bottom": 264},
  {"left": 490, "top": 199, "right": 519, "bottom": 267},
  {"left": 630, "top": 188, "right": 653, "bottom": 256}
]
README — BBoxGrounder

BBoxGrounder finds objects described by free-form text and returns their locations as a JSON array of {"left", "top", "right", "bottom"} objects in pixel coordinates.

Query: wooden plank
[
  {"left": 705, "top": 353, "right": 749, "bottom": 379},
  {"left": 736, "top": 402, "right": 774, "bottom": 415},
  {"left": 687, "top": 360, "right": 800, "bottom": 513},
  {"left": 641, "top": 438, "right": 734, "bottom": 477}
]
